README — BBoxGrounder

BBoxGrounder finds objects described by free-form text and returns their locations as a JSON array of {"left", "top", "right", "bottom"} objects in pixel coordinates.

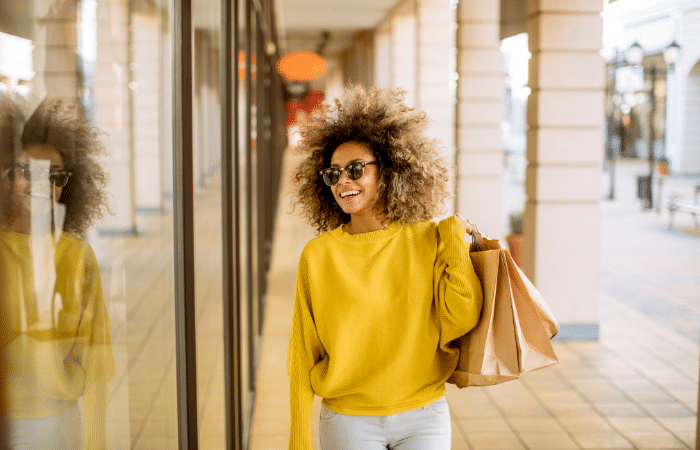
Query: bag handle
[
  {"left": 470, "top": 226, "right": 481, "bottom": 252},
  {"left": 468, "top": 224, "right": 505, "bottom": 252}
]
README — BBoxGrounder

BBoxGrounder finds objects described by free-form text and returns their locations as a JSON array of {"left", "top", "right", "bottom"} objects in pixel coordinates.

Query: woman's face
[{"left": 329, "top": 141, "right": 380, "bottom": 218}]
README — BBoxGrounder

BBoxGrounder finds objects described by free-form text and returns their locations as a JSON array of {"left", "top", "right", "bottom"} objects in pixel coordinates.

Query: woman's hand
[{"left": 454, "top": 214, "right": 473, "bottom": 235}]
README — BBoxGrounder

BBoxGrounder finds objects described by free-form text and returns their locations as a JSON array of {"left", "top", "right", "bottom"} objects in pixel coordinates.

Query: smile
[{"left": 339, "top": 190, "right": 360, "bottom": 199}]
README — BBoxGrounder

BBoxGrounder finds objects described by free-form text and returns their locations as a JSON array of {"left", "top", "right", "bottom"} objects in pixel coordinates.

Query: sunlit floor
[
  {"left": 93, "top": 175, "right": 228, "bottom": 449},
  {"left": 250, "top": 152, "right": 699, "bottom": 450}
]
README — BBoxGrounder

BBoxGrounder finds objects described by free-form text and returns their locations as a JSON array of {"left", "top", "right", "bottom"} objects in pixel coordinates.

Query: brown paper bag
[{"left": 447, "top": 228, "right": 559, "bottom": 388}]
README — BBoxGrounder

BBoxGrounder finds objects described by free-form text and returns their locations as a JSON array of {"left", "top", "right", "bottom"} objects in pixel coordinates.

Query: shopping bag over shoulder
[{"left": 447, "top": 227, "right": 559, "bottom": 388}]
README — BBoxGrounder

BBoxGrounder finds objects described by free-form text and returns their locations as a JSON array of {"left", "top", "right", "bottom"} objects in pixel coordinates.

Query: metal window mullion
[
  {"left": 245, "top": 0, "right": 256, "bottom": 396},
  {"left": 222, "top": 0, "right": 243, "bottom": 447},
  {"left": 172, "top": 0, "right": 198, "bottom": 448}
]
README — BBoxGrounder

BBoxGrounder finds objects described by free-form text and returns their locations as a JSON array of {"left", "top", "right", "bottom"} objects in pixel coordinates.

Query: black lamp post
[{"left": 625, "top": 40, "right": 681, "bottom": 210}]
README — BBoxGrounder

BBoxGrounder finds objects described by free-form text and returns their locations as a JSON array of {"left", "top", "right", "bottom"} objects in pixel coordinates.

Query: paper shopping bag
[{"left": 447, "top": 228, "right": 559, "bottom": 388}]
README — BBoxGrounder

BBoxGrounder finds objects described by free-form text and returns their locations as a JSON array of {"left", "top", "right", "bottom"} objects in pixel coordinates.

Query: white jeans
[
  {"left": 318, "top": 396, "right": 451, "bottom": 450},
  {"left": 6, "top": 405, "right": 84, "bottom": 450}
]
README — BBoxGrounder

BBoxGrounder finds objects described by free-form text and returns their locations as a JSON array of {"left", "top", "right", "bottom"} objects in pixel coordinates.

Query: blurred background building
[{"left": 0, "top": 0, "right": 697, "bottom": 448}]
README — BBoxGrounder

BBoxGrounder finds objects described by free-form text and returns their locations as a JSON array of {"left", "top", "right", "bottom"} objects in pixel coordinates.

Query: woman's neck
[{"left": 343, "top": 211, "right": 387, "bottom": 235}]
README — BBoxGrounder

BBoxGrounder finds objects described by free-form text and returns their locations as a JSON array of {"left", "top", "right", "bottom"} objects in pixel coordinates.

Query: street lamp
[
  {"left": 605, "top": 40, "right": 681, "bottom": 208},
  {"left": 629, "top": 40, "right": 681, "bottom": 209}
]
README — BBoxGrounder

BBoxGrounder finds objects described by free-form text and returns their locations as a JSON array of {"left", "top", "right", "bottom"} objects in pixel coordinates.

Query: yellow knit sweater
[
  {"left": 0, "top": 230, "right": 114, "bottom": 449},
  {"left": 288, "top": 216, "right": 483, "bottom": 449}
]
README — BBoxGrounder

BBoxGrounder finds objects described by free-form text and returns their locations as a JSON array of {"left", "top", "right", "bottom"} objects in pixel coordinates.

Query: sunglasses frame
[
  {"left": 319, "top": 160, "right": 377, "bottom": 186},
  {"left": 2, "top": 162, "right": 73, "bottom": 188}
]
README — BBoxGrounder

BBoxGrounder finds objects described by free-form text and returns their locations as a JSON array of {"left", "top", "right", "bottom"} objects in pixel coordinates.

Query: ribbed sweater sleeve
[
  {"left": 76, "top": 242, "right": 115, "bottom": 450},
  {"left": 288, "top": 250, "right": 325, "bottom": 450},
  {"left": 434, "top": 216, "right": 484, "bottom": 351}
]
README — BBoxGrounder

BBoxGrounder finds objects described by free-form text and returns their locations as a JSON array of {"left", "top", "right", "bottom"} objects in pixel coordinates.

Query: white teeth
[{"left": 340, "top": 190, "right": 360, "bottom": 198}]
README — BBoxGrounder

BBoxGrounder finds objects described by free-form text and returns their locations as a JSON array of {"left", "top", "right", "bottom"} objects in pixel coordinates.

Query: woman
[
  {"left": 0, "top": 97, "right": 114, "bottom": 450},
  {"left": 288, "top": 86, "right": 483, "bottom": 450}
]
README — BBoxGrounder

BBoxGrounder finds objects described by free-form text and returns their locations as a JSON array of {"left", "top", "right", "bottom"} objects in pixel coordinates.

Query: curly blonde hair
[
  {"left": 21, "top": 99, "right": 110, "bottom": 236},
  {"left": 293, "top": 86, "right": 451, "bottom": 234}
]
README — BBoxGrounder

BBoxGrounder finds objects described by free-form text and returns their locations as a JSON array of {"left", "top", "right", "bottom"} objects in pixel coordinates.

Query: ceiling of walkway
[{"left": 276, "top": 0, "right": 398, "bottom": 57}]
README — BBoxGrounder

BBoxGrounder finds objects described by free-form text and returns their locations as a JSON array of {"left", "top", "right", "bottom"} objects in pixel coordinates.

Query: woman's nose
[{"left": 337, "top": 168, "right": 352, "bottom": 184}]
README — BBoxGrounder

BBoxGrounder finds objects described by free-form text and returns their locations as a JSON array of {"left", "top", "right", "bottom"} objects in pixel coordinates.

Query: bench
[{"left": 668, "top": 184, "right": 700, "bottom": 229}]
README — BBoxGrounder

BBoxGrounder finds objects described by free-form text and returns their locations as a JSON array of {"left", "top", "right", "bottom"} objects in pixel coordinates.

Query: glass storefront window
[
  {"left": 1, "top": 1, "right": 284, "bottom": 448},
  {"left": 0, "top": 0, "right": 179, "bottom": 447}
]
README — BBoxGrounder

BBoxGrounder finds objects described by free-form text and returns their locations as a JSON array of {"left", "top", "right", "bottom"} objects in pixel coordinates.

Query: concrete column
[
  {"left": 525, "top": 0, "right": 605, "bottom": 340},
  {"left": 374, "top": 21, "right": 391, "bottom": 88},
  {"left": 94, "top": 0, "right": 137, "bottom": 235},
  {"left": 31, "top": 0, "right": 79, "bottom": 102},
  {"left": 416, "top": 0, "right": 455, "bottom": 217},
  {"left": 455, "top": 0, "right": 504, "bottom": 236},
  {"left": 132, "top": 11, "right": 163, "bottom": 213},
  {"left": 390, "top": 0, "right": 416, "bottom": 107}
]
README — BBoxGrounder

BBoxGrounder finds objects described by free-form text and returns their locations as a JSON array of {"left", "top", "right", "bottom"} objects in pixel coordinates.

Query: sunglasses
[
  {"left": 319, "top": 161, "right": 377, "bottom": 186},
  {"left": 2, "top": 162, "right": 72, "bottom": 187}
]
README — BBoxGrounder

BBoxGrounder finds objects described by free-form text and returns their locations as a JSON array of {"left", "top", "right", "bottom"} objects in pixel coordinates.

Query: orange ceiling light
[{"left": 277, "top": 51, "right": 326, "bottom": 81}]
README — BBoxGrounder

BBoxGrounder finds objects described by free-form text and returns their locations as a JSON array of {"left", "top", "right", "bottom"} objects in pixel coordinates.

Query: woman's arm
[
  {"left": 287, "top": 251, "right": 325, "bottom": 450},
  {"left": 434, "top": 215, "right": 483, "bottom": 351},
  {"left": 71, "top": 241, "right": 114, "bottom": 450}
]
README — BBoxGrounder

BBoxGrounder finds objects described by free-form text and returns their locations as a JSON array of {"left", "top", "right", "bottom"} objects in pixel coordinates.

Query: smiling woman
[{"left": 287, "top": 86, "right": 483, "bottom": 450}]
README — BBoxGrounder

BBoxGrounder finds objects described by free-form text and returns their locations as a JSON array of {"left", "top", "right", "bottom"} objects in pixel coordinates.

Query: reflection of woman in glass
[
  {"left": 288, "top": 87, "right": 483, "bottom": 449},
  {"left": 0, "top": 98, "right": 114, "bottom": 450}
]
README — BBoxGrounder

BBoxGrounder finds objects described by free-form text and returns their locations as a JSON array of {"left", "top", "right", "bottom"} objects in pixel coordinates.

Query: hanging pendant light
[{"left": 276, "top": 51, "right": 326, "bottom": 82}]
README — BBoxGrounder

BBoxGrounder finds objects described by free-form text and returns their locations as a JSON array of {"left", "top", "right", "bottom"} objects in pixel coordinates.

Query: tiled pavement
[{"left": 249, "top": 153, "right": 699, "bottom": 450}]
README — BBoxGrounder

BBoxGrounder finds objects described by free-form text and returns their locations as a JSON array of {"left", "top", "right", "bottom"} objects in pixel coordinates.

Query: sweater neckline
[{"left": 330, "top": 222, "right": 399, "bottom": 243}]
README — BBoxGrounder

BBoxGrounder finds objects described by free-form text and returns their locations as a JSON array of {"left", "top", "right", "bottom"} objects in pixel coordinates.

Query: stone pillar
[
  {"left": 455, "top": 0, "right": 504, "bottom": 236},
  {"left": 416, "top": 0, "right": 455, "bottom": 216},
  {"left": 132, "top": 10, "right": 164, "bottom": 213},
  {"left": 390, "top": 0, "right": 416, "bottom": 107},
  {"left": 93, "top": 0, "right": 137, "bottom": 235},
  {"left": 32, "top": 0, "right": 79, "bottom": 102},
  {"left": 525, "top": 0, "right": 604, "bottom": 340},
  {"left": 374, "top": 20, "right": 391, "bottom": 88}
]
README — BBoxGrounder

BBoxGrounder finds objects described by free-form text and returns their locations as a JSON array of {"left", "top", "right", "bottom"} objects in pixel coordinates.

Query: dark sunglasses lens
[
  {"left": 348, "top": 163, "right": 364, "bottom": 181},
  {"left": 50, "top": 171, "right": 71, "bottom": 187},
  {"left": 323, "top": 169, "right": 339, "bottom": 186}
]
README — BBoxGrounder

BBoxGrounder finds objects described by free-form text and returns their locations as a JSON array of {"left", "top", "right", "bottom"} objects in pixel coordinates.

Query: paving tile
[
  {"left": 558, "top": 417, "right": 616, "bottom": 434},
  {"left": 456, "top": 417, "right": 511, "bottom": 433},
  {"left": 656, "top": 416, "right": 697, "bottom": 433},
  {"left": 545, "top": 402, "right": 601, "bottom": 418},
  {"left": 537, "top": 391, "right": 588, "bottom": 406},
  {"left": 623, "top": 431, "right": 687, "bottom": 449},
  {"left": 676, "top": 431, "right": 696, "bottom": 448},
  {"left": 682, "top": 399, "right": 698, "bottom": 414},
  {"left": 640, "top": 402, "right": 696, "bottom": 418},
  {"left": 593, "top": 401, "right": 648, "bottom": 417},
  {"left": 509, "top": 417, "right": 564, "bottom": 434},
  {"left": 466, "top": 432, "right": 525, "bottom": 450},
  {"left": 607, "top": 417, "right": 665, "bottom": 433},
  {"left": 449, "top": 394, "right": 502, "bottom": 418},
  {"left": 496, "top": 401, "right": 551, "bottom": 418},
  {"left": 572, "top": 431, "right": 633, "bottom": 449},
  {"left": 625, "top": 389, "right": 677, "bottom": 404},
  {"left": 451, "top": 421, "right": 471, "bottom": 450},
  {"left": 519, "top": 432, "right": 579, "bottom": 449}
]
